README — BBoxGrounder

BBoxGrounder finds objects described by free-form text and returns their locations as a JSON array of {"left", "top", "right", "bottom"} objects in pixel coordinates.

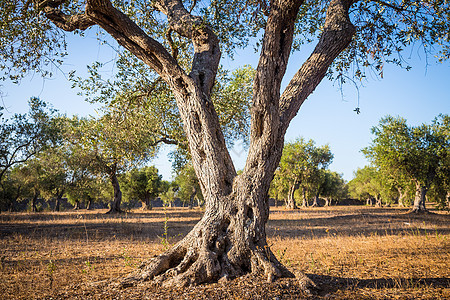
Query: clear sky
[{"left": 2, "top": 30, "right": 449, "bottom": 182}]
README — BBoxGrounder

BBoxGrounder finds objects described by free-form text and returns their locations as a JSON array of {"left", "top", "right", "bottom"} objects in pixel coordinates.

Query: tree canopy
[{"left": 363, "top": 114, "right": 449, "bottom": 212}]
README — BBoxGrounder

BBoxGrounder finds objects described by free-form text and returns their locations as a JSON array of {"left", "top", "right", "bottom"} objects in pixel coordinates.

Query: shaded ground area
[{"left": 0, "top": 206, "right": 449, "bottom": 299}]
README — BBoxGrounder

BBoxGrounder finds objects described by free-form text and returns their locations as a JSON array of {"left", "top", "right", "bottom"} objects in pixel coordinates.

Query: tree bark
[
  {"left": 73, "top": 200, "right": 81, "bottom": 210},
  {"left": 446, "top": 191, "right": 450, "bottom": 210},
  {"left": 86, "top": 197, "right": 94, "bottom": 210},
  {"left": 54, "top": 190, "right": 64, "bottom": 212},
  {"left": 411, "top": 182, "right": 428, "bottom": 213}
]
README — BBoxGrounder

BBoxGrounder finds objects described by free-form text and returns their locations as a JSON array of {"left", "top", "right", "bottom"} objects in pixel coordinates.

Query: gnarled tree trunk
[{"left": 42, "top": 0, "right": 355, "bottom": 289}]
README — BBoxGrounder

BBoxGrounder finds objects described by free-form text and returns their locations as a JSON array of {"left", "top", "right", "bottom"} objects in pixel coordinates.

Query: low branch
[{"left": 42, "top": 8, "right": 96, "bottom": 31}]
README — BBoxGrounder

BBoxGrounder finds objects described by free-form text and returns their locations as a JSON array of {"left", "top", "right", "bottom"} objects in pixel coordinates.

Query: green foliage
[
  {"left": 360, "top": 114, "right": 449, "bottom": 208},
  {"left": 363, "top": 115, "right": 449, "bottom": 191},
  {"left": 347, "top": 166, "right": 382, "bottom": 202},
  {"left": 2, "top": 1, "right": 450, "bottom": 86},
  {"left": 121, "top": 166, "right": 164, "bottom": 208},
  {"left": 0, "top": 98, "right": 57, "bottom": 184},
  {"left": 272, "top": 137, "right": 333, "bottom": 205},
  {"left": 70, "top": 61, "right": 255, "bottom": 166},
  {"left": 173, "top": 163, "right": 203, "bottom": 207}
]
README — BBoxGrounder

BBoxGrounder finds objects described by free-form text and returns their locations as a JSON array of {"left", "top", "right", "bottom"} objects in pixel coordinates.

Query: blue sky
[{"left": 2, "top": 31, "right": 449, "bottom": 182}]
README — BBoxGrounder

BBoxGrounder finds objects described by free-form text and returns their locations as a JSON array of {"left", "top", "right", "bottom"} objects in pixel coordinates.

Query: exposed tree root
[{"left": 114, "top": 227, "right": 317, "bottom": 294}]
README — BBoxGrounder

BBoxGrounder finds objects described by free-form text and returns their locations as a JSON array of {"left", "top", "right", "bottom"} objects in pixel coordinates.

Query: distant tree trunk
[
  {"left": 286, "top": 181, "right": 299, "bottom": 209},
  {"left": 375, "top": 195, "right": 382, "bottom": 207},
  {"left": 324, "top": 197, "right": 330, "bottom": 207},
  {"left": 397, "top": 187, "right": 406, "bottom": 207},
  {"left": 188, "top": 187, "right": 198, "bottom": 209},
  {"left": 107, "top": 168, "right": 122, "bottom": 214},
  {"left": 366, "top": 197, "right": 374, "bottom": 206},
  {"left": 311, "top": 192, "right": 320, "bottom": 207},
  {"left": 301, "top": 187, "right": 308, "bottom": 207},
  {"left": 54, "top": 191, "right": 64, "bottom": 212},
  {"left": 411, "top": 182, "right": 428, "bottom": 213},
  {"left": 73, "top": 200, "right": 81, "bottom": 210},
  {"left": 141, "top": 196, "right": 152, "bottom": 210},
  {"left": 31, "top": 190, "right": 39, "bottom": 212},
  {"left": 86, "top": 197, "right": 94, "bottom": 210},
  {"left": 446, "top": 191, "right": 450, "bottom": 210}
]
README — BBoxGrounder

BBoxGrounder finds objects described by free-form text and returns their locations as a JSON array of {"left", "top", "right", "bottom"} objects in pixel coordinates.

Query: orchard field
[{"left": 1, "top": 205, "right": 449, "bottom": 299}]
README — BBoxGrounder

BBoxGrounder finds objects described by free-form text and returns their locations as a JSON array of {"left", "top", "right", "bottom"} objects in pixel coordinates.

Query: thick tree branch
[
  {"left": 245, "top": 0, "right": 303, "bottom": 173},
  {"left": 154, "top": 0, "right": 221, "bottom": 97},
  {"left": 81, "top": 0, "right": 186, "bottom": 83},
  {"left": 279, "top": 0, "right": 355, "bottom": 134},
  {"left": 41, "top": 7, "right": 96, "bottom": 31}
]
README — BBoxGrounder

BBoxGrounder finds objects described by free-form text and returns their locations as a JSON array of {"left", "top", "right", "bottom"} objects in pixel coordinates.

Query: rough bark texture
[{"left": 42, "top": 0, "right": 355, "bottom": 290}]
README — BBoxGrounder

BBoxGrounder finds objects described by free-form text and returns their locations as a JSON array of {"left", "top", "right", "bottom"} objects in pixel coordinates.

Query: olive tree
[
  {"left": 2, "top": 0, "right": 450, "bottom": 289},
  {"left": 363, "top": 115, "right": 449, "bottom": 212}
]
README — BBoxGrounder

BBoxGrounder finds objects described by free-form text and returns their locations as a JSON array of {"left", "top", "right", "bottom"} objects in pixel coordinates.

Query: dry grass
[{"left": 0, "top": 206, "right": 449, "bottom": 299}]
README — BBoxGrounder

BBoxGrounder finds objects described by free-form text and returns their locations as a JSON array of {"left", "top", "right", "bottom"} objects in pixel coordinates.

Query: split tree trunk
[
  {"left": 301, "top": 187, "right": 308, "bottom": 207},
  {"left": 286, "top": 182, "right": 299, "bottom": 209},
  {"left": 375, "top": 195, "right": 382, "bottom": 207},
  {"left": 43, "top": 0, "right": 356, "bottom": 289}
]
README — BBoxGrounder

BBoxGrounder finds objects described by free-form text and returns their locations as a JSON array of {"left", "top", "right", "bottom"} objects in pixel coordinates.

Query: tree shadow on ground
[
  {"left": 267, "top": 210, "right": 450, "bottom": 239},
  {"left": 309, "top": 273, "right": 450, "bottom": 296}
]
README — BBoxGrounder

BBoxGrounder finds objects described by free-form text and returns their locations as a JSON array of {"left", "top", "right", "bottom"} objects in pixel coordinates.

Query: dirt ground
[{"left": 0, "top": 205, "right": 449, "bottom": 299}]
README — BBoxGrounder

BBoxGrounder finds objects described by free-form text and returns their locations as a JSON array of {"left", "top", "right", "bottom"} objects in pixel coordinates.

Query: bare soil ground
[{"left": 0, "top": 205, "right": 449, "bottom": 299}]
